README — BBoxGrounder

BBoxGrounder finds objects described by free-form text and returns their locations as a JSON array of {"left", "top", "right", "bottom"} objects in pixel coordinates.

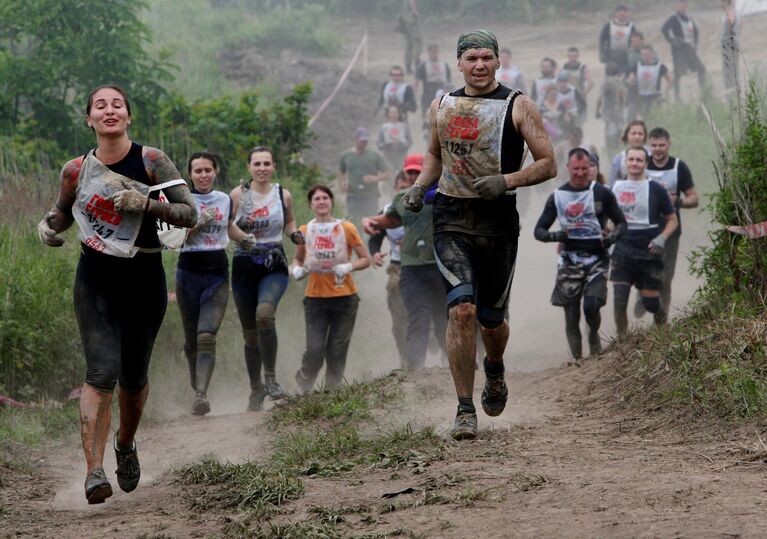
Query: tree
[{"left": 0, "top": 0, "right": 174, "bottom": 155}]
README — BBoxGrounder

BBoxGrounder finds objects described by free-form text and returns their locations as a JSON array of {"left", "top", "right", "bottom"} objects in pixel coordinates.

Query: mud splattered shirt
[{"left": 433, "top": 84, "right": 525, "bottom": 237}]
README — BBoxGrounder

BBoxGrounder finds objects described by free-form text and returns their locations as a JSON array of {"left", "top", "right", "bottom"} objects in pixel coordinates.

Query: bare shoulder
[
  {"left": 141, "top": 145, "right": 182, "bottom": 184},
  {"left": 281, "top": 187, "right": 294, "bottom": 203},
  {"left": 230, "top": 184, "right": 244, "bottom": 198},
  {"left": 60, "top": 156, "right": 85, "bottom": 195}
]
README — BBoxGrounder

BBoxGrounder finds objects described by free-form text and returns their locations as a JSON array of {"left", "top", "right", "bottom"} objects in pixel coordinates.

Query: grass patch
[
  {"left": 0, "top": 401, "right": 79, "bottom": 447},
  {"left": 615, "top": 311, "right": 767, "bottom": 419},
  {"left": 267, "top": 376, "right": 402, "bottom": 427},
  {"left": 174, "top": 458, "right": 303, "bottom": 516},
  {"left": 271, "top": 423, "right": 444, "bottom": 477}
]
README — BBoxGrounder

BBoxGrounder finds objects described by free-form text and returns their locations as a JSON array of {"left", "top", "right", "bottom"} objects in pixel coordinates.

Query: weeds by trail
[
  {"left": 0, "top": 400, "right": 79, "bottom": 447},
  {"left": 267, "top": 376, "right": 402, "bottom": 427}
]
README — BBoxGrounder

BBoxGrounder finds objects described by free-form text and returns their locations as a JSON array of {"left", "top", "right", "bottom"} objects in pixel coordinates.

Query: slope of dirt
[{"left": 4, "top": 354, "right": 767, "bottom": 538}]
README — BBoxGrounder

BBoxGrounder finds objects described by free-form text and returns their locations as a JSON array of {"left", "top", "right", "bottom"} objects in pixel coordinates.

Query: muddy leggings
[
  {"left": 231, "top": 256, "right": 288, "bottom": 390},
  {"left": 176, "top": 268, "right": 229, "bottom": 395},
  {"left": 74, "top": 247, "right": 167, "bottom": 394}
]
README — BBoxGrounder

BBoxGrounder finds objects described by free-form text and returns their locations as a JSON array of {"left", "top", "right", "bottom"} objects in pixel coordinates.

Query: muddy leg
[
  {"left": 447, "top": 303, "right": 477, "bottom": 399},
  {"left": 79, "top": 384, "right": 113, "bottom": 474},
  {"left": 116, "top": 384, "right": 149, "bottom": 447}
]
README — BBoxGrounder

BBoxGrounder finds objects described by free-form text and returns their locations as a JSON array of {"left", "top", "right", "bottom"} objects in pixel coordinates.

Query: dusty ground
[{"left": 4, "top": 354, "right": 767, "bottom": 538}]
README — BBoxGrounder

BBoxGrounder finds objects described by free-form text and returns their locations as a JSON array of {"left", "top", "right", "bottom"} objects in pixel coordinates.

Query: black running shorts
[{"left": 433, "top": 230, "right": 519, "bottom": 328}]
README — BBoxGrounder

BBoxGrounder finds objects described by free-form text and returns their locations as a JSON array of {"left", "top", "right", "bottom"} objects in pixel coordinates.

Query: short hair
[
  {"left": 187, "top": 151, "right": 220, "bottom": 175},
  {"left": 307, "top": 184, "right": 334, "bottom": 203},
  {"left": 390, "top": 65, "right": 404, "bottom": 74},
  {"left": 567, "top": 46, "right": 579, "bottom": 54},
  {"left": 640, "top": 44, "right": 655, "bottom": 53},
  {"left": 648, "top": 127, "right": 671, "bottom": 140},
  {"left": 568, "top": 147, "right": 590, "bottom": 161},
  {"left": 500, "top": 48, "right": 512, "bottom": 55},
  {"left": 247, "top": 146, "right": 273, "bottom": 164},
  {"left": 86, "top": 84, "right": 131, "bottom": 116},
  {"left": 632, "top": 31, "right": 644, "bottom": 40},
  {"left": 427, "top": 43, "right": 439, "bottom": 51},
  {"left": 541, "top": 57, "right": 557, "bottom": 69},
  {"left": 626, "top": 145, "right": 649, "bottom": 161},
  {"left": 615, "top": 4, "right": 628, "bottom": 12},
  {"left": 621, "top": 120, "right": 647, "bottom": 144}
]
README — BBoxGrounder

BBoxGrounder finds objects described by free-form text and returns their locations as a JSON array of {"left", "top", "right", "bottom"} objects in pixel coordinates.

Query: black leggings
[{"left": 74, "top": 247, "right": 167, "bottom": 393}]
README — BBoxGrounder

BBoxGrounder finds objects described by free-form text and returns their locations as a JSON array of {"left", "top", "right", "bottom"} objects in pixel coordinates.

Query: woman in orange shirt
[{"left": 291, "top": 185, "right": 371, "bottom": 391}]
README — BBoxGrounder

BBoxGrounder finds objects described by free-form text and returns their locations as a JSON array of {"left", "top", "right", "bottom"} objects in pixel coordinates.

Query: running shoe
[
  {"left": 84, "top": 467, "right": 112, "bottom": 504},
  {"left": 450, "top": 411, "right": 478, "bottom": 441},
  {"left": 114, "top": 433, "right": 140, "bottom": 493},
  {"left": 247, "top": 385, "right": 267, "bottom": 412},
  {"left": 192, "top": 391, "right": 211, "bottom": 416},
  {"left": 481, "top": 370, "right": 508, "bottom": 417},
  {"left": 264, "top": 377, "right": 287, "bottom": 400}
]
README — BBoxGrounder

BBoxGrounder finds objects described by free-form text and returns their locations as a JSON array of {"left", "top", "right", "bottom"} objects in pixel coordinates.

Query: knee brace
[
  {"left": 243, "top": 328, "right": 259, "bottom": 348},
  {"left": 642, "top": 296, "right": 661, "bottom": 314},
  {"left": 255, "top": 303, "right": 276, "bottom": 329},
  {"left": 613, "top": 283, "right": 630, "bottom": 310},
  {"left": 197, "top": 332, "right": 216, "bottom": 354}
]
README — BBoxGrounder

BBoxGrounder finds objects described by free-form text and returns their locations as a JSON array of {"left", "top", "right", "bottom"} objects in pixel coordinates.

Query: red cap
[{"left": 403, "top": 153, "right": 424, "bottom": 172}]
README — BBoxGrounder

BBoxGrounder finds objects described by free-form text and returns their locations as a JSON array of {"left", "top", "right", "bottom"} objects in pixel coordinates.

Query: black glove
[
  {"left": 289, "top": 231, "right": 305, "bottom": 245},
  {"left": 548, "top": 230, "right": 568, "bottom": 243},
  {"left": 602, "top": 233, "right": 616, "bottom": 248}
]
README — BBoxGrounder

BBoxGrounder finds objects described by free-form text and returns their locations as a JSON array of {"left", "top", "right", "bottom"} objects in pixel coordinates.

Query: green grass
[
  {"left": 617, "top": 312, "right": 767, "bottom": 419},
  {"left": 267, "top": 376, "right": 402, "bottom": 427},
  {"left": 0, "top": 400, "right": 79, "bottom": 447},
  {"left": 174, "top": 458, "right": 304, "bottom": 516},
  {"left": 271, "top": 422, "right": 443, "bottom": 477}
]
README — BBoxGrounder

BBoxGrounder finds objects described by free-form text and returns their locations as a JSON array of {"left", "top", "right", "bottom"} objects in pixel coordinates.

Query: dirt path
[{"left": 5, "top": 356, "right": 767, "bottom": 538}]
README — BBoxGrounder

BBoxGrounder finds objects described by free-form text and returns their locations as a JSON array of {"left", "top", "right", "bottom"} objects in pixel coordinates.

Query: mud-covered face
[
  {"left": 567, "top": 155, "right": 591, "bottom": 188},
  {"left": 86, "top": 88, "right": 131, "bottom": 136},
  {"left": 458, "top": 47, "right": 499, "bottom": 91},
  {"left": 248, "top": 151, "right": 275, "bottom": 184},
  {"left": 626, "top": 149, "right": 648, "bottom": 178},
  {"left": 190, "top": 157, "right": 216, "bottom": 193}
]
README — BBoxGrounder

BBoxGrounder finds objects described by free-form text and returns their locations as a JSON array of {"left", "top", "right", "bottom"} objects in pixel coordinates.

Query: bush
[
  {"left": 0, "top": 226, "right": 82, "bottom": 400},
  {"left": 691, "top": 81, "right": 767, "bottom": 312}
]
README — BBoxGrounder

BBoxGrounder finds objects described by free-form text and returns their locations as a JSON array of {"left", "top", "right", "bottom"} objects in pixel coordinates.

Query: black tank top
[{"left": 97, "top": 142, "right": 159, "bottom": 249}]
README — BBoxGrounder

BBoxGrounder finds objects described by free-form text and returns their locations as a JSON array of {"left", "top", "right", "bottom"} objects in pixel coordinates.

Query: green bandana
[{"left": 456, "top": 29, "right": 499, "bottom": 59}]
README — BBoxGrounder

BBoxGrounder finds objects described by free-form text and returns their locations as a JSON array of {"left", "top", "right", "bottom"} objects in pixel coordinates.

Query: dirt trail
[{"left": 7, "top": 357, "right": 767, "bottom": 538}]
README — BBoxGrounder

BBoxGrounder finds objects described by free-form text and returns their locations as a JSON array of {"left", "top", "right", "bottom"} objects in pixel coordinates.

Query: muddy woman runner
[
  {"left": 401, "top": 30, "right": 556, "bottom": 440},
  {"left": 229, "top": 146, "right": 304, "bottom": 411},
  {"left": 176, "top": 152, "right": 236, "bottom": 416},
  {"left": 36, "top": 85, "right": 197, "bottom": 504}
]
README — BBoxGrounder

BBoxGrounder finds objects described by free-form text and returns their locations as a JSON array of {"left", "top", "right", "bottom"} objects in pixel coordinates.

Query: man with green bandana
[{"left": 401, "top": 29, "right": 556, "bottom": 440}]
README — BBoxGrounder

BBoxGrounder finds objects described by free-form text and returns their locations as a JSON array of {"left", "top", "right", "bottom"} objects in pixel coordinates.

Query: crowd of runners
[{"left": 35, "top": 0, "right": 739, "bottom": 504}]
